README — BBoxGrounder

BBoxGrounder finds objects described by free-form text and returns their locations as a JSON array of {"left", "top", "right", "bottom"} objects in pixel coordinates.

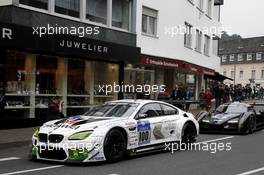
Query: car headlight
[
  {"left": 68, "top": 131, "right": 93, "bottom": 140},
  {"left": 201, "top": 115, "right": 210, "bottom": 123},
  {"left": 227, "top": 118, "right": 239, "bottom": 124},
  {"left": 33, "top": 128, "right": 39, "bottom": 137}
]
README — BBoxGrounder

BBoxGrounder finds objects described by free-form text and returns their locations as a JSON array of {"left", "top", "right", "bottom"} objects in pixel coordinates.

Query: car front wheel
[{"left": 103, "top": 129, "right": 126, "bottom": 162}]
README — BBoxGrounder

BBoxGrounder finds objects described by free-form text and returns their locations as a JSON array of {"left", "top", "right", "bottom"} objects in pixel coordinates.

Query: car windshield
[
  {"left": 84, "top": 103, "right": 139, "bottom": 118},
  {"left": 216, "top": 103, "right": 248, "bottom": 114}
]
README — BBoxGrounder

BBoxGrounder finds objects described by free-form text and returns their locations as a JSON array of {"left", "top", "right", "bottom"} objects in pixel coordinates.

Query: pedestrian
[
  {"left": 213, "top": 82, "right": 223, "bottom": 109},
  {"left": 185, "top": 87, "right": 193, "bottom": 111},
  {"left": 46, "top": 96, "right": 64, "bottom": 122},
  {"left": 199, "top": 89, "right": 206, "bottom": 110},
  {"left": 170, "top": 84, "right": 184, "bottom": 109},
  {"left": 204, "top": 88, "right": 213, "bottom": 112}
]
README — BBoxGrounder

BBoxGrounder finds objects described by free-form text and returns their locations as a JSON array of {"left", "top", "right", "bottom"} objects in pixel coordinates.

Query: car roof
[{"left": 108, "top": 99, "right": 168, "bottom": 105}]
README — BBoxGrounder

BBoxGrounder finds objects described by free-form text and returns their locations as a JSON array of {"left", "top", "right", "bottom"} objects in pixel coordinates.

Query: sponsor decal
[
  {"left": 137, "top": 120, "right": 151, "bottom": 145},
  {"left": 153, "top": 124, "right": 165, "bottom": 140}
]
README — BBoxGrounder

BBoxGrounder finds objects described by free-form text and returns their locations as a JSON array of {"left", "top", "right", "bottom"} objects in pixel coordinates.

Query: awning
[{"left": 205, "top": 72, "right": 233, "bottom": 81}]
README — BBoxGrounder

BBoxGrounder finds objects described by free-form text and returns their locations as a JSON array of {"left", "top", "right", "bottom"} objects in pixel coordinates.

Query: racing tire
[
  {"left": 104, "top": 129, "right": 127, "bottom": 162},
  {"left": 181, "top": 122, "right": 197, "bottom": 144},
  {"left": 244, "top": 116, "right": 256, "bottom": 135}
]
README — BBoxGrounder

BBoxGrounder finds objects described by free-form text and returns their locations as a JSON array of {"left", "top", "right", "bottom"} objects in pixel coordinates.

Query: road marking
[
  {"left": 0, "top": 157, "right": 20, "bottom": 162},
  {"left": 197, "top": 136, "right": 235, "bottom": 144},
  {"left": 0, "top": 165, "right": 64, "bottom": 175},
  {"left": 237, "top": 166, "right": 264, "bottom": 175}
]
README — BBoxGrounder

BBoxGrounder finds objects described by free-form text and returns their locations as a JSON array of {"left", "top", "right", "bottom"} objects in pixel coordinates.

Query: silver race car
[
  {"left": 197, "top": 102, "right": 264, "bottom": 134},
  {"left": 30, "top": 100, "right": 199, "bottom": 163}
]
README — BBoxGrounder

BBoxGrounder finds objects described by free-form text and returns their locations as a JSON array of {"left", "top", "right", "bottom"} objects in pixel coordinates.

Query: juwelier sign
[{"left": 0, "top": 23, "right": 140, "bottom": 63}]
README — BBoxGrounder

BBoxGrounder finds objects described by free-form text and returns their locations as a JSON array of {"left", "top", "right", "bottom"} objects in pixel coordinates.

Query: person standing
[
  {"left": 213, "top": 82, "right": 222, "bottom": 109},
  {"left": 170, "top": 84, "right": 184, "bottom": 109},
  {"left": 204, "top": 88, "right": 213, "bottom": 112},
  {"left": 46, "top": 96, "right": 64, "bottom": 122}
]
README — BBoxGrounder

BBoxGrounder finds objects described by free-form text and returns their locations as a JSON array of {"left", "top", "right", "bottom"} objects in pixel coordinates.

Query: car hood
[
  {"left": 39, "top": 115, "right": 125, "bottom": 137},
  {"left": 210, "top": 113, "right": 241, "bottom": 125}
]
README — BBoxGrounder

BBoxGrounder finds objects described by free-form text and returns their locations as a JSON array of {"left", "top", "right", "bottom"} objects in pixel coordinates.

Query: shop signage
[
  {"left": 58, "top": 39, "right": 108, "bottom": 54},
  {"left": 0, "top": 22, "right": 140, "bottom": 63},
  {"left": 142, "top": 55, "right": 180, "bottom": 68},
  {"left": 0, "top": 27, "right": 12, "bottom": 40}
]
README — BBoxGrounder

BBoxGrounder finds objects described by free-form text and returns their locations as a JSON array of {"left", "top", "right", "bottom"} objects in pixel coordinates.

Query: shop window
[
  {"left": 19, "top": 0, "right": 48, "bottom": 10},
  {"left": 142, "top": 7, "right": 158, "bottom": 36},
  {"left": 55, "top": 0, "right": 80, "bottom": 18},
  {"left": 112, "top": 0, "right": 131, "bottom": 30},
  {"left": 94, "top": 62, "right": 119, "bottom": 104},
  {"left": 86, "top": 0, "right": 107, "bottom": 25}
]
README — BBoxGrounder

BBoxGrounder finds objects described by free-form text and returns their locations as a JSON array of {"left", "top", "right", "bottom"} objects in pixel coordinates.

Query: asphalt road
[{"left": 0, "top": 131, "right": 264, "bottom": 175}]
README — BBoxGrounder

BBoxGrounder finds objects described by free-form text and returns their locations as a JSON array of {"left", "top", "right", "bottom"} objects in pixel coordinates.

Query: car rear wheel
[
  {"left": 181, "top": 123, "right": 196, "bottom": 144},
  {"left": 244, "top": 116, "right": 256, "bottom": 135},
  {"left": 104, "top": 129, "right": 126, "bottom": 162}
]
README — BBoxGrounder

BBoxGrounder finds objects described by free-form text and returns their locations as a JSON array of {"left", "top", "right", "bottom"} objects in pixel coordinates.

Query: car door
[
  {"left": 159, "top": 103, "right": 181, "bottom": 142},
  {"left": 136, "top": 103, "right": 166, "bottom": 146}
]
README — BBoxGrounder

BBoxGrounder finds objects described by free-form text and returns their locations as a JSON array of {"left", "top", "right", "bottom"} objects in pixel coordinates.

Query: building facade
[
  {"left": 124, "top": 0, "right": 224, "bottom": 100},
  {"left": 0, "top": 0, "right": 224, "bottom": 127},
  {"left": 219, "top": 37, "right": 264, "bottom": 87},
  {"left": 0, "top": 0, "right": 140, "bottom": 126}
]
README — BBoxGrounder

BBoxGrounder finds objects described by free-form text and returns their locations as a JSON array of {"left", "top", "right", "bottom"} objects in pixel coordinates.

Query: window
[
  {"left": 256, "top": 52, "right": 262, "bottom": 60},
  {"left": 230, "top": 54, "right": 235, "bottom": 62},
  {"left": 161, "top": 104, "right": 178, "bottom": 115},
  {"left": 223, "top": 71, "right": 227, "bottom": 76},
  {"left": 261, "top": 70, "right": 264, "bottom": 79},
  {"left": 55, "top": 0, "right": 80, "bottom": 18},
  {"left": 231, "top": 71, "right": 235, "bottom": 79},
  {"left": 139, "top": 104, "right": 163, "bottom": 118},
  {"left": 198, "top": 0, "right": 204, "bottom": 10},
  {"left": 184, "top": 23, "right": 192, "bottom": 48},
  {"left": 239, "top": 71, "right": 243, "bottom": 79},
  {"left": 247, "top": 53, "right": 253, "bottom": 61},
  {"left": 86, "top": 0, "right": 107, "bottom": 24},
  {"left": 206, "top": 0, "right": 212, "bottom": 17},
  {"left": 204, "top": 35, "right": 210, "bottom": 56},
  {"left": 195, "top": 30, "right": 202, "bottom": 52},
  {"left": 251, "top": 70, "right": 256, "bottom": 79},
  {"left": 19, "top": 0, "right": 48, "bottom": 10},
  {"left": 142, "top": 7, "right": 158, "bottom": 36},
  {"left": 238, "top": 54, "right": 243, "bottom": 61},
  {"left": 222, "top": 55, "right": 227, "bottom": 62},
  {"left": 112, "top": 0, "right": 131, "bottom": 30}
]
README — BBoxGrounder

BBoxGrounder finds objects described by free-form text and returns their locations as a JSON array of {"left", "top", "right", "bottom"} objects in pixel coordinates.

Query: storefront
[
  {"left": 138, "top": 54, "right": 215, "bottom": 100},
  {"left": 0, "top": 22, "right": 140, "bottom": 125}
]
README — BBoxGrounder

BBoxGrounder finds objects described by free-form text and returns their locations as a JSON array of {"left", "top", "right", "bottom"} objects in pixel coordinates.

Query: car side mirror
[{"left": 138, "top": 113, "right": 148, "bottom": 119}]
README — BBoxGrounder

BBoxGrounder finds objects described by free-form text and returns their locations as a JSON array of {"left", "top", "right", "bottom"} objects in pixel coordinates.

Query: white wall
[
  {"left": 136, "top": 0, "right": 222, "bottom": 72},
  {"left": 0, "top": 0, "right": 13, "bottom": 6}
]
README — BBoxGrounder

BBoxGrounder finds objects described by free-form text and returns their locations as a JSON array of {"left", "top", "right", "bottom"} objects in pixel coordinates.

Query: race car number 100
[{"left": 139, "top": 130, "right": 150, "bottom": 143}]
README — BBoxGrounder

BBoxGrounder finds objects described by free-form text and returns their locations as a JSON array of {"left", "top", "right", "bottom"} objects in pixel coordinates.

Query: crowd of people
[{"left": 199, "top": 82, "right": 264, "bottom": 111}]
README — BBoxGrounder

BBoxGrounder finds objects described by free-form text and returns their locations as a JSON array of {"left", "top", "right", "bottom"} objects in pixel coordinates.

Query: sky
[{"left": 221, "top": 0, "right": 264, "bottom": 38}]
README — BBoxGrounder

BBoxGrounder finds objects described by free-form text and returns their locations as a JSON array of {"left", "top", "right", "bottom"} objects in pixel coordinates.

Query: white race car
[{"left": 30, "top": 100, "right": 199, "bottom": 163}]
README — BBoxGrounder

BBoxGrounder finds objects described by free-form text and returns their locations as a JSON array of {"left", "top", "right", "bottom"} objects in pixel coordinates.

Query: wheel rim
[
  {"left": 108, "top": 135, "right": 125, "bottom": 158},
  {"left": 182, "top": 125, "right": 196, "bottom": 143}
]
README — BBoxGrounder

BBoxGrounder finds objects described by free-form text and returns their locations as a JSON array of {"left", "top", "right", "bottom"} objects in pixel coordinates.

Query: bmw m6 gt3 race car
[
  {"left": 30, "top": 100, "right": 199, "bottom": 163},
  {"left": 197, "top": 102, "right": 264, "bottom": 134}
]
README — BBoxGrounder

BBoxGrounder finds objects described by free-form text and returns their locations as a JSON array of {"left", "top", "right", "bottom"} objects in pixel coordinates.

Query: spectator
[
  {"left": 170, "top": 84, "right": 184, "bottom": 109},
  {"left": 204, "top": 88, "right": 213, "bottom": 112},
  {"left": 46, "top": 96, "right": 64, "bottom": 122},
  {"left": 199, "top": 89, "right": 206, "bottom": 110},
  {"left": 185, "top": 87, "right": 193, "bottom": 111},
  {"left": 213, "top": 82, "right": 223, "bottom": 109}
]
